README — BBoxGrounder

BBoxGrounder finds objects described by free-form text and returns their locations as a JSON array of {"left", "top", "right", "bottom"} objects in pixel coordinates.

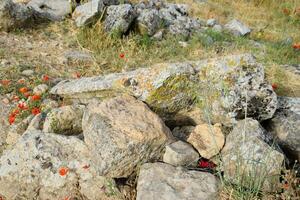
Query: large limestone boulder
[
  {"left": 0, "top": 130, "right": 123, "bottom": 200},
  {"left": 104, "top": 4, "right": 136, "bottom": 35},
  {"left": 43, "top": 105, "right": 85, "bottom": 135},
  {"left": 136, "top": 162, "right": 220, "bottom": 200},
  {"left": 51, "top": 54, "right": 277, "bottom": 126},
  {"left": 187, "top": 123, "right": 224, "bottom": 159},
  {"left": 27, "top": 0, "right": 71, "bottom": 21},
  {"left": 265, "top": 97, "right": 300, "bottom": 161},
  {"left": 0, "top": 0, "right": 34, "bottom": 30},
  {"left": 82, "top": 95, "right": 174, "bottom": 178},
  {"left": 221, "top": 118, "right": 284, "bottom": 192}
]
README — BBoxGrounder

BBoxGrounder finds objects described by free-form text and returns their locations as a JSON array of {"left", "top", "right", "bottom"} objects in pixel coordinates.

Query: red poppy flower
[
  {"left": 293, "top": 43, "right": 300, "bottom": 50},
  {"left": 64, "top": 197, "right": 70, "bottom": 200},
  {"left": 31, "top": 107, "right": 41, "bottom": 115},
  {"left": 0, "top": 80, "right": 11, "bottom": 86},
  {"left": 272, "top": 83, "right": 278, "bottom": 90},
  {"left": 198, "top": 159, "right": 217, "bottom": 169},
  {"left": 8, "top": 115, "right": 15, "bottom": 125},
  {"left": 17, "top": 79, "right": 26, "bottom": 84},
  {"left": 59, "top": 167, "right": 69, "bottom": 176},
  {"left": 18, "top": 102, "right": 28, "bottom": 110},
  {"left": 19, "top": 87, "right": 28, "bottom": 93},
  {"left": 42, "top": 75, "right": 50, "bottom": 82},
  {"left": 119, "top": 53, "right": 125, "bottom": 59},
  {"left": 31, "top": 94, "right": 41, "bottom": 101}
]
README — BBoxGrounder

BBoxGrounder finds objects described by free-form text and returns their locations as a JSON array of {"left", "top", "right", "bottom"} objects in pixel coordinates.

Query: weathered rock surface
[
  {"left": 43, "top": 105, "right": 85, "bottom": 135},
  {"left": 82, "top": 95, "right": 174, "bottom": 178},
  {"left": 135, "top": 1, "right": 202, "bottom": 37},
  {"left": 51, "top": 54, "right": 277, "bottom": 125},
  {"left": 224, "top": 19, "right": 251, "bottom": 36},
  {"left": 0, "top": 97, "right": 11, "bottom": 154},
  {"left": 187, "top": 123, "right": 224, "bottom": 159},
  {"left": 172, "top": 126, "right": 195, "bottom": 140},
  {"left": 221, "top": 118, "right": 284, "bottom": 192},
  {"left": 33, "top": 83, "right": 48, "bottom": 95},
  {"left": 168, "top": 16, "right": 201, "bottom": 37},
  {"left": 0, "top": 0, "right": 34, "bottom": 30},
  {"left": 0, "top": 130, "right": 123, "bottom": 200},
  {"left": 73, "top": 0, "right": 119, "bottom": 27},
  {"left": 136, "top": 162, "right": 220, "bottom": 200},
  {"left": 136, "top": 9, "right": 162, "bottom": 36},
  {"left": 6, "top": 115, "right": 33, "bottom": 146},
  {"left": 104, "top": 4, "right": 136, "bottom": 35},
  {"left": 159, "top": 3, "right": 189, "bottom": 26},
  {"left": 265, "top": 97, "right": 300, "bottom": 161},
  {"left": 73, "top": 0, "right": 103, "bottom": 27},
  {"left": 207, "top": 18, "right": 217, "bottom": 27},
  {"left": 27, "top": 0, "right": 71, "bottom": 21},
  {"left": 163, "top": 141, "right": 199, "bottom": 166}
]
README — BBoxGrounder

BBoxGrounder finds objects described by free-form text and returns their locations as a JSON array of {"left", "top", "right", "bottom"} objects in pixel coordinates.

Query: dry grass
[{"left": 74, "top": 0, "right": 300, "bottom": 96}]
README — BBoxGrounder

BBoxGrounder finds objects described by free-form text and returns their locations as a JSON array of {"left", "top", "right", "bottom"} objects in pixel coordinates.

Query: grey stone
[
  {"left": 207, "top": 18, "right": 217, "bottom": 27},
  {"left": 33, "top": 83, "right": 48, "bottom": 95},
  {"left": 82, "top": 95, "right": 174, "bottom": 178},
  {"left": 28, "top": 0, "right": 71, "bottom": 21},
  {"left": 172, "top": 126, "right": 195, "bottom": 141},
  {"left": 163, "top": 141, "right": 199, "bottom": 166},
  {"left": 43, "top": 105, "right": 85, "bottom": 135},
  {"left": 41, "top": 98, "right": 59, "bottom": 111},
  {"left": 21, "top": 69, "right": 34, "bottom": 76},
  {"left": 104, "top": 4, "right": 136, "bottom": 35},
  {"left": 6, "top": 115, "right": 33, "bottom": 146},
  {"left": 64, "top": 50, "right": 93, "bottom": 62},
  {"left": 73, "top": 0, "right": 103, "bottom": 27},
  {"left": 136, "top": 162, "right": 220, "bottom": 200},
  {"left": 168, "top": 16, "right": 201, "bottom": 37},
  {"left": 0, "top": 97, "right": 11, "bottom": 155},
  {"left": 0, "top": 130, "right": 123, "bottom": 200},
  {"left": 277, "top": 96, "right": 300, "bottom": 115},
  {"left": 265, "top": 97, "right": 300, "bottom": 160},
  {"left": 136, "top": 9, "right": 162, "bottom": 36},
  {"left": 221, "top": 118, "right": 284, "bottom": 192},
  {"left": 224, "top": 19, "right": 251, "bottom": 36},
  {"left": 152, "top": 30, "right": 163, "bottom": 40},
  {"left": 159, "top": 3, "right": 188, "bottom": 25},
  {"left": 212, "top": 24, "right": 222, "bottom": 32}
]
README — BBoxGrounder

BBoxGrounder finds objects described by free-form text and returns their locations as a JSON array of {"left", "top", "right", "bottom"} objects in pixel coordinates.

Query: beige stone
[{"left": 187, "top": 123, "right": 224, "bottom": 159}]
